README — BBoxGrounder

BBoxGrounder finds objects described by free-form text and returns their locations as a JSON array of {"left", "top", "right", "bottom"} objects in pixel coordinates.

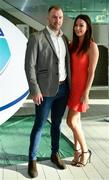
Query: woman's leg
[
  {"left": 67, "top": 109, "right": 90, "bottom": 166},
  {"left": 73, "top": 112, "right": 81, "bottom": 150},
  {"left": 67, "top": 110, "right": 81, "bottom": 164}
]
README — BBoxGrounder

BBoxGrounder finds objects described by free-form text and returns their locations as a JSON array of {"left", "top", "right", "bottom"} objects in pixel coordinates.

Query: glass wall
[
  {"left": 59, "top": 0, "right": 109, "bottom": 23},
  {"left": 3, "top": 0, "right": 109, "bottom": 23}
]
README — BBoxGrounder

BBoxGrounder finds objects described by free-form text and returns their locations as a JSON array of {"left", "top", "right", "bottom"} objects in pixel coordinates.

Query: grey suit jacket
[{"left": 25, "top": 28, "right": 71, "bottom": 96}]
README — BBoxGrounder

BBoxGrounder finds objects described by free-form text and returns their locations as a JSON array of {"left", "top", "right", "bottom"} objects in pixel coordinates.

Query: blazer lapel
[
  {"left": 43, "top": 28, "right": 58, "bottom": 58},
  {"left": 62, "top": 35, "right": 70, "bottom": 60}
]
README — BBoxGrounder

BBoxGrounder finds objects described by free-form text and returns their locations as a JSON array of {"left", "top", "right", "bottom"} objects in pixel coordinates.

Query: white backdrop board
[{"left": 0, "top": 16, "right": 29, "bottom": 125}]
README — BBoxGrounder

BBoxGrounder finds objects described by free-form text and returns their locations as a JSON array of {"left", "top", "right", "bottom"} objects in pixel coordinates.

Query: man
[{"left": 25, "top": 5, "right": 70, "bottom": 178}]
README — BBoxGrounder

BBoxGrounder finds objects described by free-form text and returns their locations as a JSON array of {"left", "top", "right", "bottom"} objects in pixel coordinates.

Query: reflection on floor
[{"left": 0, "top": 115, "right": 73, "bottom": 166}]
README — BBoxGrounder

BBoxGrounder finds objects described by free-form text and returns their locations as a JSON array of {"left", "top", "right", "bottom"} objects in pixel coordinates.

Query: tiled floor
[
  {"left": 0, "top": 89, "right": 109, "bottom": 180},
  {"left": 0, "top": 115, "right": 109, "bottom": 180}
]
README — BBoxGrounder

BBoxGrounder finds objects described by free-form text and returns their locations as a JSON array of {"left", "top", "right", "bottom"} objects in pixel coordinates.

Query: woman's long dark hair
[{"left": 71, "top": 14, "right": 93, "bottom": 54}]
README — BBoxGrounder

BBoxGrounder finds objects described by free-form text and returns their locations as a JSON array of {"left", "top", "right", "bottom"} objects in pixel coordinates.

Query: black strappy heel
[
  {"left": 71, "top": 149, "right": 82, "bottom": 166},
  {"left": 76, "top": 149, "right": 92, "bottom": 167}
]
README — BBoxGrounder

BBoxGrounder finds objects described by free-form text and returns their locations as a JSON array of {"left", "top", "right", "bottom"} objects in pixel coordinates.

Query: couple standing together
[{"left": 25, "top": 5, "right": 99, "bottom": 178}]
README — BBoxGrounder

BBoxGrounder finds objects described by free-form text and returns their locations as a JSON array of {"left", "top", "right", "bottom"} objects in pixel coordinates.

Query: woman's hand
[{"left": 80, "top": 92, "right": 89, "bottom": 104}]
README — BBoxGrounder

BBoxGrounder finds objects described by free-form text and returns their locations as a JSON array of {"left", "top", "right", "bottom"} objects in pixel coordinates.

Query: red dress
[{"left": 68, "top": 48, "right": 89, "bottom": 112}]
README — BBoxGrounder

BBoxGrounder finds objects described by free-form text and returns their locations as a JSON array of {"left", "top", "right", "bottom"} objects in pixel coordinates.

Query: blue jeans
[{"left": 29, "top": 81, "right": 69, "bottom": 161}]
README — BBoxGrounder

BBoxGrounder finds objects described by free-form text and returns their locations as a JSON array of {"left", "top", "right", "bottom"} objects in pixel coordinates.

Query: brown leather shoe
[
  {"left": 51, "top": 153, "right": 66, "bottom": 169},
  {"left": 28, "top": 160, "right": 38, "bottom": 178}
]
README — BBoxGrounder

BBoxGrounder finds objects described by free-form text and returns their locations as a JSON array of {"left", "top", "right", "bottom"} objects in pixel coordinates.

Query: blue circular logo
[{"left": 0, "top": 28, "right": 11, "bottom": 74}]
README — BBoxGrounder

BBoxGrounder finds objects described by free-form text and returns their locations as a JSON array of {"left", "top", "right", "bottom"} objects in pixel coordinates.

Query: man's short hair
[{"left": 48, "top": 5, "right": 63, "bottom": 13}]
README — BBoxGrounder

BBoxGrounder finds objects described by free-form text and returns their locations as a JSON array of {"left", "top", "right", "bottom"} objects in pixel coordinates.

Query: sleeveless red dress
[{"left": 68, "top": 46, "right": 89, "bottom": 112}]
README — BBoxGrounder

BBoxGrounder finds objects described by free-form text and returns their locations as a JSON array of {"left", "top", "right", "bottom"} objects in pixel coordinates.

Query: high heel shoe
[
  {"left": 71, "top": 149, "right": 82, "bottom": 166},
  {"left": 76, "top": 149, "right": 92, "bottom": 167}
]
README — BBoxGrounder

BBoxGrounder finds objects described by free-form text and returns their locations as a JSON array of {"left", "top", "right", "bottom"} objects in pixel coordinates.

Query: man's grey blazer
[{"left": 25, "top": 28, "right": 71, "bottom": 96}]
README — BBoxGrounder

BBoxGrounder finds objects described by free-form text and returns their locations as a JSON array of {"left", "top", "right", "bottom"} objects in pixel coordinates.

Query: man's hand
[{"left": 32, "top": 93, "right": 43, "bottom": 105}]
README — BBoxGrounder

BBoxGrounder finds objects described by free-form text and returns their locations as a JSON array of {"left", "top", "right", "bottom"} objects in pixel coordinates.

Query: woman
[{"left": 67, "top": 14, "right": 99, "bottom": 167}]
